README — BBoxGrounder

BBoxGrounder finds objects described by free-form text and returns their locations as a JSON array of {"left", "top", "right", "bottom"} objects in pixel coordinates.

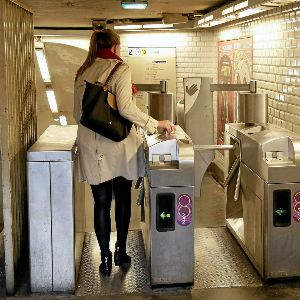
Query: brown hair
[{"left": 76, "top": 29, "right": 120, "bottom": 80}]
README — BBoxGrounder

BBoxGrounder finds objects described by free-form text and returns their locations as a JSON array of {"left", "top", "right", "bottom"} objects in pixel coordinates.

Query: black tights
[{"left": 91, "top": 176, "right": 132, "bottom": 257}]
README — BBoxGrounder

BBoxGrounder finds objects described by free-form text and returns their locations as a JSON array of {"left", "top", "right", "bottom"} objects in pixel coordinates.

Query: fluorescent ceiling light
[
  {"left": 143, "top": 23, "right": 173, "bottom": 29},
  {"left": 194, "top": 12, "right": 203, "bottom": 17},
  {"left": 238, "top": 7, "right": 262, "bottom": 18},
  {"left": 114, "top": 24, "right": 142, "bottom": 30},
  {"left": 234, "top": 0, "right": 249, "bottom": 11},
  {"left": 222, "top": 6, "right": 234, "bottom": 15},
  {"left": 121, "top": 0, "right": 148, "bottom": 9},
  {"left": 35, "top": 49, "right": 51, "bottom": 83},
  {"left": 59, "top": 115, "right": 68, "bottom": 126},
  {"left": 46, "top": 90, "right": 58, "bottom": 113},
  {"left": 204, "top": 15, "right": 214, "bottom": 22},
  {"left": 210, "top": 20, "right": 228, "bottom": 26}
]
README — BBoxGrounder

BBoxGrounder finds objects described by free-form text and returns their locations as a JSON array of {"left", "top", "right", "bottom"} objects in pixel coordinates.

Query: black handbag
[{"left": 80, "top": 62, "right": 133, "bottom": 142}]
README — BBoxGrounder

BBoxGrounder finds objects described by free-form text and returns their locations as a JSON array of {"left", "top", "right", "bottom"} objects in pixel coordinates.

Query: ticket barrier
[{"left": 141, "top": 126, "right": 194, "bottom": 285}]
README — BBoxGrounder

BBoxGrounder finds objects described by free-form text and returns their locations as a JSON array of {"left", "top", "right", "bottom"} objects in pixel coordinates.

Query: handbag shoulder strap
[{"left": 103, "top": 61, "right": 123, "bottom": 86}]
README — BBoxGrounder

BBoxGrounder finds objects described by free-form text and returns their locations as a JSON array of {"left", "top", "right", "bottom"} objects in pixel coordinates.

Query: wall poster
[
  {"left": 127, "top": 47, "right": 176, "bottom": 113},
  {"left": 217, "top": 37, "right": 253, "bottom": 148}
]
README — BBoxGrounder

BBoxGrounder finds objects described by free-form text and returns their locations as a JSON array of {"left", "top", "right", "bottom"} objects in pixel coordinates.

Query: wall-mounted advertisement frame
[{"left": 217, "top": 37, "right": 253, "bottom": 150}]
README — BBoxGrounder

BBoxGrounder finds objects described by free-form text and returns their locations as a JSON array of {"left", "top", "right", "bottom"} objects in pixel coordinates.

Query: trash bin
[{"left": 27, "top": 125, "right": 85, "bottom": 292}]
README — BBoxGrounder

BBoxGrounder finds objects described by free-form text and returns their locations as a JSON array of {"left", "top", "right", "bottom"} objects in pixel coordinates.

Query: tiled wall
[
  {"left": 218, "top": 3, "right": 300, "bottom": 132},
  {"left": 119, "top": 30, "right": 219, "bottom": 161},
  {"left": 212, "top": 2, "right": 300, "bottom": 170},
  {"left": 119, "top": 2, "right": 300, "bottom": 173},
  {"left": 120, "top": 30, "right": 218, "bottom": 102}
]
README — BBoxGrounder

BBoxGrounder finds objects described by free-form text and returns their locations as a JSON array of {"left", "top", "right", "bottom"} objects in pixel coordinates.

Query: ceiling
[{"left": 17, "top": 0, "right": 227, "bottom": 27}]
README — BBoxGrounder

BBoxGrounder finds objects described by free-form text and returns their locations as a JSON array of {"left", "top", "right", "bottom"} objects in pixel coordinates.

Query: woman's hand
[{"left": 157, "top": 120, "right": 176, "bottom": 134}]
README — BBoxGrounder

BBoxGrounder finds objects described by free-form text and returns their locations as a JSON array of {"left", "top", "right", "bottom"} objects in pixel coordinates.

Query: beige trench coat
[{"left": 73, "top": 58, "right": 158, "bottom": 184}]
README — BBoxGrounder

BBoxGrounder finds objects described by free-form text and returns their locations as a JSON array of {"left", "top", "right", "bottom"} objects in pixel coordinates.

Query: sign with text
[{"left": 128, "top": 47, "right": 176, "bottom": 113}]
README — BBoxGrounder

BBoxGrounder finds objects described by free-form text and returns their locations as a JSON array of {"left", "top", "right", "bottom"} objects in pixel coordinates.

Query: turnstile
[
  {"left": 141, "top": 125, "right": 194, "bottom": 285},
  {"left": 27, "top": 125, "right": 85, "bottom": 292},
  {"left": 225, "top": 123, "right": 300, "bottom": 279}
]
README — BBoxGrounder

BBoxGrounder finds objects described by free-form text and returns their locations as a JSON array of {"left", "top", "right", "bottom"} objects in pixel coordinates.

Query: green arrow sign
[
  {"left": 276, "top": 208, "right": 287, "bottom": 216},
  {"left": 160, "top": 212, "right": 171, "bottom": 220}
]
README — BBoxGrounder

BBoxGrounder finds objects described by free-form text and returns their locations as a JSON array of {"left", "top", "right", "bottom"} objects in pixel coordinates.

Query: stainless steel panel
[
  {"left": 225, "top": 122, "right": 246, "bottom": 137},
  {"left": 51, "top": 161, "right": 75, "bottom": 291},
  {"left": 240, "top": 163, "right": 264, "bottom": 274},
  {"left": 150, "top": 187, "right": 194, "bottom": 285},
  {"left": 235, "top": 93, "right": 268, "bottom": 124},
  {"left": 240, "top": 162, "right": 264, "bottom": 200},
  {"left": 225, "top": 123, "right": 300, "bottom": 280},
  {"left": 194, "top": 144, "right": 235, "bottom": 151},
  {"left": 144, "top": 125, "right": 194, "bottom": 187},
  {"left": 149, "top": 168, "right": 194, "bottom": 188},
  {"left": 135, "top": 83, "right": 161, "bottom": 92},
  {"left": 210, "top": 80, "right": 257, "bottom": 92},
  {"left": 27, "top": 125, "right": 78, "bottom": 162},
  {"left": 184, "top": 77, "right": 214, "bottom": 197},
  {"left": 265, "top": 183, "right": 300, "bottom": 279},
  {"left": 141, "top": 177, "right": 151, "bottom": 272},
  {"left": 143, "top": 125, "right": 195, "bottom": 285},
  {"left": 27, "top": 125, "right": 83, "bottom": 292},
  {"left": 27, "top": 162, "right": 52, "bottom": 292},
  {"left": 227, "top": 123, "right": 300, "bottom": 183},
  {"left": 148, "top": 92, "right": 175, "bottom": 123},
  {"left": 74, "top": 177, "right": 86, "bottom": 283},
  {"left": 142, "top": 185, "right": 194, "bottom": 285}
]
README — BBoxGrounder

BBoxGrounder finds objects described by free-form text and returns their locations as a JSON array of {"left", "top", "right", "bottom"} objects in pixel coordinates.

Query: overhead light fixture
[
  {"left": 222, "top": 6, "right": 234, "bottom": 16},
  {"left": 238, "top": 7, "right": 262, "bottom": 18},
  {"left": 234, "top": 0, "right": 248, "bottom": 11},
  {"left": 204, "top": 15, "right": 214, "bottom": 23},
  {"left": 121, "top": 0, "right": 148, "bottom": 9},
  {"left": 195, "top": 0, "right": 291, "bottom": 28},
  {"left": 35, "top": 48, "right": 51, "bottom": 83},
  {"left": 193, "top": 11, "right": 204, "bottom": 17},
  {"left": 35, "top": 39, "right": 61, "bottom": 118},
  {"left": 210, "top": 20, "right": 227, "bottom": 26},
  {"left": 46, "top": 90, "right": 58, "bottom": 113},
  {"left": 114, "top": 24, "right": 142, "bottom": 30},
  {"left": 143, "top": 23, "right": 173, "bottom": 29}
]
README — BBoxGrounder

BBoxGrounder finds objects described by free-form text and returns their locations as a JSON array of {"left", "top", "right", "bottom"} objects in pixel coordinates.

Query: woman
[{"left": 74, "top": 29, "right": 175, "bottom": 276}]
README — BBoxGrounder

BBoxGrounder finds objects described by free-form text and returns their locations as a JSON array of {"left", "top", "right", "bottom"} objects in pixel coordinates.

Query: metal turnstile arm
[
  {"left": 223, "top": 157, "right": 240, "bottom": 188},
  {"left": 194, "top": 144, "right": 235, "bottom": 151}
]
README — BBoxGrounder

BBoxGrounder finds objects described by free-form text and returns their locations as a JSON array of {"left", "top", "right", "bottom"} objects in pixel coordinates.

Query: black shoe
[
  {"left": 99, "top": 251, "right": 112, "bottom": 276},
  {"left": 114, "top": 245, "right": 131, "bottom": 268}
]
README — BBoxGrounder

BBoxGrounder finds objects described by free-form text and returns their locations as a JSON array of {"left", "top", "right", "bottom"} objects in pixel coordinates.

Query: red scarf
[{"left": 96, "top": 48, "right": 138, "bottom": 95}]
